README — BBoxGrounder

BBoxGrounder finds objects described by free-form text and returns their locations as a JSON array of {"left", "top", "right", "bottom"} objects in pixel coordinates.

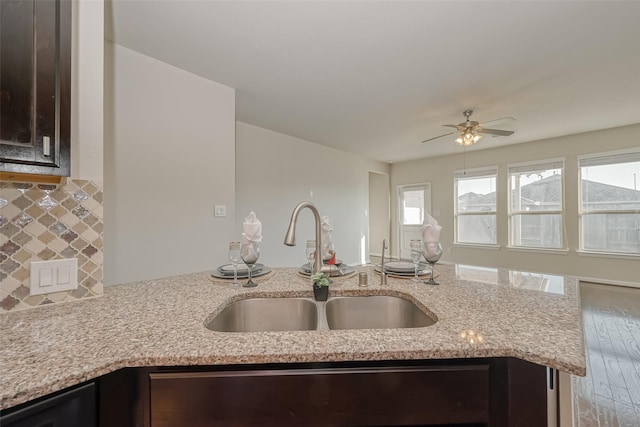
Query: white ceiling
[{"left": 106, "top": 1, "right": 640, "bottom": 163}]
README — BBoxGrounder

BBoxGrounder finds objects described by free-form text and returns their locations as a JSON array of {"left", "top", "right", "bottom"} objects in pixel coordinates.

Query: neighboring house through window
[
  {"left": 508, "top": 159, "right": 565, "bottom": 249},
  {"left": 454, "top": 168, "right": 497, "bottom": 245},
  {"left": 579, "top": 150, "right": 640, "bottom": 255}
]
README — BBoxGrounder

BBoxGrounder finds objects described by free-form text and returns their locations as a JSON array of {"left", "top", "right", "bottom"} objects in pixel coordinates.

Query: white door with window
[{"left": 398, "top": 184, "right": 431, "bottom": 259}]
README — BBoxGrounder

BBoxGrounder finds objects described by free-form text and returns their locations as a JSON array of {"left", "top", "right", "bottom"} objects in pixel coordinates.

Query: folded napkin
[
  {"left": 242, "top": 211, "right": 262, "bottom": 261},
  {"left": 321, "top": 215, "right": 335, "bottom": 262},
  {"left": 242, "top": 211, "right": 262, "bottom": 243},
  {"left": 422, "top": 212, "right": 442, "bottom": 243}
]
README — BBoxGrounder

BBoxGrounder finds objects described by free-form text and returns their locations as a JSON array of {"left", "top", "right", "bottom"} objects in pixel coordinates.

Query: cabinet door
[
  {"left": 150, "top": 365, "right": 490, "bottom": 426},
  {"left": 0, "top": 383, "right": 96, "bottom": 427},
  {"left": 0, "top": 0, "right": 71, "bottom": 176}
]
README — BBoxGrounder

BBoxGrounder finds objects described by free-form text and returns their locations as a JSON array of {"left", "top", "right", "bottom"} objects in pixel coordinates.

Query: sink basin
[
  {"left": 206, "top": 297, "right": 318, "bottom": 332},
  {"left": 326, "top": 296, "right": 436, "bottom": 330},
  {"left": 206, "top": 295, "right": 436, "bottom": 332}
]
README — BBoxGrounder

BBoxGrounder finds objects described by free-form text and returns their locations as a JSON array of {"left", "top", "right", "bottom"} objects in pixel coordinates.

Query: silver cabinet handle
[{"left": 43, "top": 136, "right": 51, "bottom": 156}]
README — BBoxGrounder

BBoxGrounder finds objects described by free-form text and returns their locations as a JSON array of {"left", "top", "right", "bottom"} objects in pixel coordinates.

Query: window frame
[
  {"left": 507, "top": 158, "right": 566, "bottom": 250},
  {"left": 578, "top": 149, "right": 640, "bottom": 256},
  {"left": 454, "top": 167, "right": 498, "bottom": 246}
]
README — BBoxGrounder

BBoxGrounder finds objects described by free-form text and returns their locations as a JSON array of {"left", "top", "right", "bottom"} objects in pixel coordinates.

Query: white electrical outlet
[{"left": 30, "top": 258, "right": 78, "bottom": 296}]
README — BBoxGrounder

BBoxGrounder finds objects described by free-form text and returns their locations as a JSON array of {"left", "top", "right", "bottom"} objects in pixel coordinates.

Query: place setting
[
  {"left": 375, "top": 213, "right": 443, "bottom": 285},
  {"left": 297, "top": 216, "right": 356, "bottom": 279},
  {"left": 374, "top": 260, "right": 431, "bottom": 280},
  {"left": 210, "top": 212, "right": 275, "bottom": 287}
]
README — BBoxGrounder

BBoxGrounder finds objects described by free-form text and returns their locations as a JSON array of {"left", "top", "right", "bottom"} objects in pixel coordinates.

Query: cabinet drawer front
[{"left": 150, "top": 365, "right": 489, "bottom": 427}]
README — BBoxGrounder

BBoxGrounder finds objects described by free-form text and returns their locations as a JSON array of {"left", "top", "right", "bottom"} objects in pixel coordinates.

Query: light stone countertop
[{"left": 0, "top": 264, "right": 585, "bottom": 410}]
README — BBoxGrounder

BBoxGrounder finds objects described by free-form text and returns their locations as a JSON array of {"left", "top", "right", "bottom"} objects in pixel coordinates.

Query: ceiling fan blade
[
  {"left": 480, "top": 116, "right": 516, "bottom": 128},
  {"left": 478, "top": 128, "right": 515, "bottom": 137},
  {"left": 443, "top": 124, "right": 468, "bottom": 133},
  {"left": 422, "top": 131, "right": 456, "bottom": 143}
]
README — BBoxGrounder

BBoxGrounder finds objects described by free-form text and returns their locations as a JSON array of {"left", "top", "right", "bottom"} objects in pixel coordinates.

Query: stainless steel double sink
[{"left": 205, "top": 295, "right": 437, "bottom": 332}]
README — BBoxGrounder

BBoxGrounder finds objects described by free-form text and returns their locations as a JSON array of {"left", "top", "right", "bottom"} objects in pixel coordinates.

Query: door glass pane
[
  {"left": 402, "top": 189, "right": 424, "bottom": 225},
  {"left": 1, "top": 0, "right": 34, "bottom": 145}
]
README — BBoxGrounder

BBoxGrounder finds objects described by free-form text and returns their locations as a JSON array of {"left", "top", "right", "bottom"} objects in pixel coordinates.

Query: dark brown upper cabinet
[{"left": 0, "top": 0, "right": 71, "bottom": 177}]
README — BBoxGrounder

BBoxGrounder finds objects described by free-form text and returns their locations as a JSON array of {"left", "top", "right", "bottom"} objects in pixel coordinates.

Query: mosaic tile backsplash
[{"left": 0, "top": 179, "right": 103, "bottom": 313}]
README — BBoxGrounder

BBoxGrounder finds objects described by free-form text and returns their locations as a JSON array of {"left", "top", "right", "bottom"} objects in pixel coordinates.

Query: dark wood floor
[{"left": 574, "top": 282, "right": 640, "bottom": 426}]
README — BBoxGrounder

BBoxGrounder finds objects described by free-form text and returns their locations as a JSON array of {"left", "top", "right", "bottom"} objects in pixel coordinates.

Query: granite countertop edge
[{"left": 0, "top": 265, "right": 586, "bottom": 410}]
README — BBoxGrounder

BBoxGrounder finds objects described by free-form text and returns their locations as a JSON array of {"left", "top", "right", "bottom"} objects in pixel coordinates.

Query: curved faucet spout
[{"left": 284, "top": 201, "right": 324, "bottom": 276}]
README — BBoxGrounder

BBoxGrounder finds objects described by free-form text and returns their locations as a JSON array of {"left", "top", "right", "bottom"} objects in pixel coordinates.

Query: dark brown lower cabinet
[
  {"left": 98, "top": 358, "right": 548, "bottom": 427},
  {"left": 150, "top": 365, "right": 489, "bottom": 426},
  {"left": 0, "top": 382, "right": 96, "bottom": 427}
]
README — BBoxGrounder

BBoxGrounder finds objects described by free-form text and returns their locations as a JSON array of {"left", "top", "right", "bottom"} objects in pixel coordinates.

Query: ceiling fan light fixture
[{"left": 456, "top": 132, "right": 482, "bottom": 146}]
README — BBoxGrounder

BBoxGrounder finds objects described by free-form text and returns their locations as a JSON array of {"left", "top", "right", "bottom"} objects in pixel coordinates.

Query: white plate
[
  {"left": 299, "top": 265, "right": 355, "bottom": 277},
  {"left": 374, "top": 265, "right": 429, "bottom": 276},
  {"left": 377, "top": 261, "right": 423, "bottom": 273},
  {"left": 212, "top": 265, "right": 271, "bottom": 279},
  {"left": 218, "top": 263, "right": 264, "bottom": 275},
  {"left": 301, "top": 262, "right": 344, "bottom": 273}
]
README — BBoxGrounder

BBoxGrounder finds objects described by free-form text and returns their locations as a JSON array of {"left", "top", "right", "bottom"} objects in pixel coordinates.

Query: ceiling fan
[{"left": 422, "top": 110, "right": 515, "bottom": 146}]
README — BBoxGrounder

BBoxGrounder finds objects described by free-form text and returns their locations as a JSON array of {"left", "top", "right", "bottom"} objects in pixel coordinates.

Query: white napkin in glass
[
  {"left": 422, "top": 212, "right": 442, "bottom": 242},
  {"left": 242, "top": 211, "right": 262, "bottom": 244},
  {"left": 321, "top": 215, "right": 334, "bottom": 260}
]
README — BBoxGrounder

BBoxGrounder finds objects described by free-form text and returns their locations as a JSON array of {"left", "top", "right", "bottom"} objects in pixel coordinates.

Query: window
[
  {"left": 508, "top": 159, "right": 565, "bottom": 249},
  {"left": 454, "top": 168, "right": 497, "bottom": 245},
  {"left": 579, "top": 151, "right": 640, "bottom": 255}
]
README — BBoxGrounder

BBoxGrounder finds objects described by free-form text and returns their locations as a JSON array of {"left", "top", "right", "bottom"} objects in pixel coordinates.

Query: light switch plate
[
  {"left": 30, "top": 258, "right": 78, "bottom": 296},
  {"left": 214, "top": 205, "right": 227, "bottom": 217}
]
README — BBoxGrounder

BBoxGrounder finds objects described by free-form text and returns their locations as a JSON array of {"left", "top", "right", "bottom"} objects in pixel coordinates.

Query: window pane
[
  {"left": 457, "top": 176, "right": 496, "bottom": 213},
  {"left": 402, "top": 189, "right": 423, "bottom": 225},
  {"left": 510, "top": 214, "right": 563, "bottom": 249},
  {"left": 582, "top": 213, "right": 640, "bottom": 254},
  {"left": 581, "top": 160, "right": 640, "bottom": 211},
  {"left": 457, "top": 215, "right": 496, "bottom": 244},
  {"left": 510, "top": 168, "right": 562, "bottom": 212}
]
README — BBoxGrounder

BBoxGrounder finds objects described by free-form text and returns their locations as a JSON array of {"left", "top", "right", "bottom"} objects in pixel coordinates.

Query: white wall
[
  {"left": 103, "top": 43, "right": 236, "bottom": 285},
  {"left": 390, "top": 123, "right": 640, "bottom": 286},
  {"left": 71, "top": 0, "right": 103, "bottom": 181},
  {"left": 236, "top": 122, "right": 389, "bottom": 267}
]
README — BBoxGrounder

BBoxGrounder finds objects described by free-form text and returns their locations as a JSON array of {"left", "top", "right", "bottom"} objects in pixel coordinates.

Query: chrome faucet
[
  {"left": 284, "top": 201, "right": 330, "bottom": 276},
  {"left": 380, "top": 239, "right": 388, "bottom": 286}
]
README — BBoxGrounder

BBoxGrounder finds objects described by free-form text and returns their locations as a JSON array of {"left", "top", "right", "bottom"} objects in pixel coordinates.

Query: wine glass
[
  {"left": 306, "top": 240, "right": 316, "bottom": 275},
  {"left": 423, "top": 242, "right": 443, "bottom": 285},
  {"left": 409, "top": 240, "right": 423, "bottom": 283},
  {"left": 240, "top": 242, "right": 260, "bottom": 287},
  {"left": 228, "top": 242, "right": 242, "bottom": 288}
]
